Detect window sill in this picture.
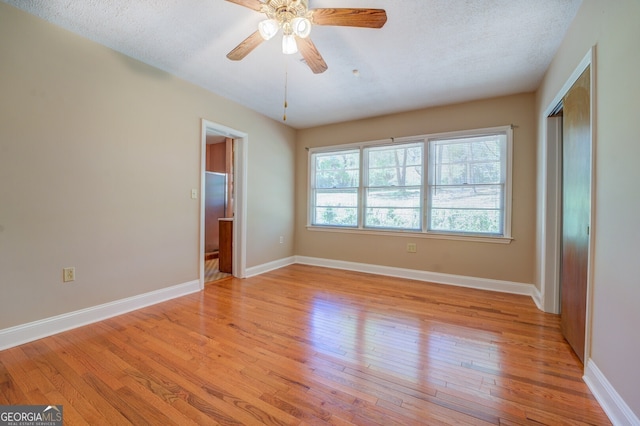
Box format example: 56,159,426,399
305,226,513,244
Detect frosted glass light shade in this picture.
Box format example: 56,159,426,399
258,19,279,40
282,34,298,54
291,17,311,38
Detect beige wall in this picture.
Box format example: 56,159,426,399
295,93,536,284
535,0,640,417
0,3,296,329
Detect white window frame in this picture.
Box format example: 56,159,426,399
307,126,513,243
309,148,361,228
426,128,512,238
363,141,424,231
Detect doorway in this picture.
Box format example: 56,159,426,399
204,136,232,282
541,49,595,364
199,120,247,289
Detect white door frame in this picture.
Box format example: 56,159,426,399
540,47,596,363
199,119,248,288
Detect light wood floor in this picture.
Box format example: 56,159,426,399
0,264,610,425
205,258,232,283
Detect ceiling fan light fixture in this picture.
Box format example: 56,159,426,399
282,34,298,54
226,0,387,75
291,17,311,38
258,19,279,40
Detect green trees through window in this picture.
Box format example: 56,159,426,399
428,135,506,234
364,143,423,229
309,126,512,238
312,150,359,227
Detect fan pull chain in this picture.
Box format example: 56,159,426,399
283,59,288,122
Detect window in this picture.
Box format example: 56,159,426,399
308,126,512,240
428,133,508,236
310,149,360,227
364,143,423,230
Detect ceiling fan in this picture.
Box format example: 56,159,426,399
225,0,387,74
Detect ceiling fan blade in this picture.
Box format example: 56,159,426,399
227,31,265,61
225,0,263,12
310,8,387,28
297,38,328,74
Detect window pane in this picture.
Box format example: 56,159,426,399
364,143,423,231
315,189,358,208
314,151,359,189
315,170,359,188
429,132,507,235
311,150,360,227
471,162,501,184
434,163,467,185
366,143,422,187
365,188,421,229
430,209,501,234
430,185,502,209
366,188,421,207
314,207,357,227
366,207,421,229
313,189,358,226
471,139,501,161
431,135,505,185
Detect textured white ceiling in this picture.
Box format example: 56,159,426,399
3,0,582,129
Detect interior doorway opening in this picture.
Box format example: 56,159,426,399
199,119,247,288
204,135,233,282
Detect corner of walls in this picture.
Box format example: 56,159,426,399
245,257,296,278
531,286,543,311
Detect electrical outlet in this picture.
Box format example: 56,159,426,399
63,267,75,282
407,243,417,253
279,236,284,244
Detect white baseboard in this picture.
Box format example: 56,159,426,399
245,256,295,277
294,256,536,297
0,280,200,351
531,286,544,311
584,360,640,426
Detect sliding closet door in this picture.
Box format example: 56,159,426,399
560,66,591,363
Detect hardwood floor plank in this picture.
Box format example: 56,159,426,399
42,388,93,426
0,265,610,425
103,321,299,425
99,329,259,425
21,341,133,424
0,357,31,404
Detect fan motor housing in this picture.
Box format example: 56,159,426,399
263,0,309,20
